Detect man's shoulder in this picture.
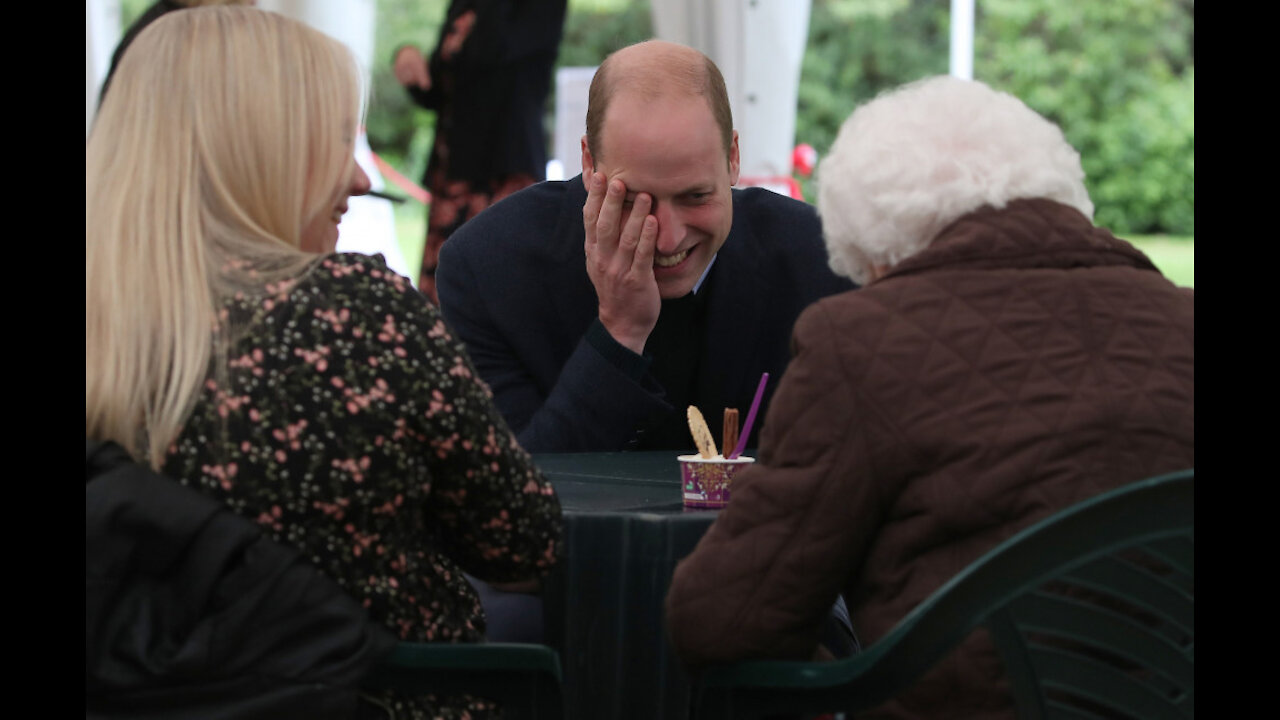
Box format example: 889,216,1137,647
730,187,824,247
732,186,820,220
448,178,581,248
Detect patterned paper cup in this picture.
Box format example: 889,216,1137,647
679,455,755,509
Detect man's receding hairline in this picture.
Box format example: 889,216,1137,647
588,41,731,165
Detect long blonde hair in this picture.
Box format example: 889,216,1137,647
86,6,365,468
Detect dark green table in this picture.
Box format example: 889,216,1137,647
533,451,726,720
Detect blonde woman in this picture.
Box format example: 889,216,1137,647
98,0,256,105
86,7,562,719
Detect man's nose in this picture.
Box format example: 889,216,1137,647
654,203,685,254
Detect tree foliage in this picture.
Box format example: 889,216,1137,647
117,0,1191,236
795,0,1193,235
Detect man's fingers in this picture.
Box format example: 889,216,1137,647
582,172,605,248
618,192,651,252
595,179,626,251
632,215,658,274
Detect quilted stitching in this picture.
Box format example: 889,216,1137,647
667,197,1193,720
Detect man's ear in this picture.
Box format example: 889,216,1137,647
581,135,594,190
728,130,741,186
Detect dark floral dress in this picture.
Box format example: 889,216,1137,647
163,252,562,719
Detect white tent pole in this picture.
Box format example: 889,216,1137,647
86,0,121,136
950,0,974,80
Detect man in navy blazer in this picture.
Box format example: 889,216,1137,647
437,39,856,454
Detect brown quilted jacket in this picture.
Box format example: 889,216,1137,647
665,198,1195,719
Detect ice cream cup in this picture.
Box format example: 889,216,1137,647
679,454,755,509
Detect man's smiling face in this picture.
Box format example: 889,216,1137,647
586,91,740,299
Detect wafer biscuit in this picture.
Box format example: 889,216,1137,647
686,406,718,459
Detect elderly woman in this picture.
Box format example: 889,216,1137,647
86,7,561,719
666,76,1194,719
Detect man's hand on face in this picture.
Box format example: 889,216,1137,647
583,172,660,354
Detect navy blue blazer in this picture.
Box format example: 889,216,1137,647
437,176,856,453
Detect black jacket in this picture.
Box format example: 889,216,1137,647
408,0,567,183
86,440,398,720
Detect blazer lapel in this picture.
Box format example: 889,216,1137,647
698,212,771,446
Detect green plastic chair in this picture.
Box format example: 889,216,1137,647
363,641,565,719
691,469,1194,720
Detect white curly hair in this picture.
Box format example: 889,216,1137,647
816,75,1094,284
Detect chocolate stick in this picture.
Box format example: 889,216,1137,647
723,408,739,459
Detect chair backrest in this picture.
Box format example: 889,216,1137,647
363,641,565,720
694,470,1194,719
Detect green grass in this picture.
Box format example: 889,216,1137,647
394,200,428,284
1121,235,1194,288
392,199,1193,290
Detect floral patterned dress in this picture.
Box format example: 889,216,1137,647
163,253,562,719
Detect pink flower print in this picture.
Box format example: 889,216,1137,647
426,389,453,418
249,408,260,421
211,386,251,418
523,479,541,494
229,348,265,377
265,278,297,300
332,456,372,483
271,419,307,450
342,380,392,413
373,493,405,515
293,346,330,372
427,319,449,339
314,308,350,334
256,505,283,532
329,261,359,278
436,488,467,505
349,529,379,557
485,510,512,531
483,425,500,455
431,432,461,459
377,315,406,344
202,463,237,491
448,356,472,378
314,498,349,520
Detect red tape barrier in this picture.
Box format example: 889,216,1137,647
371,151,432,205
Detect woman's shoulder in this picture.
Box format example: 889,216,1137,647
257,252,441,344
300,253,429,308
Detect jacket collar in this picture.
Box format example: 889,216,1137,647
884,198,1160,281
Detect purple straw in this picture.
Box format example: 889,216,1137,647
729,372,769,459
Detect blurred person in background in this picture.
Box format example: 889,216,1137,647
86,7,561,718
666,75,1194,719
392,0,568,302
